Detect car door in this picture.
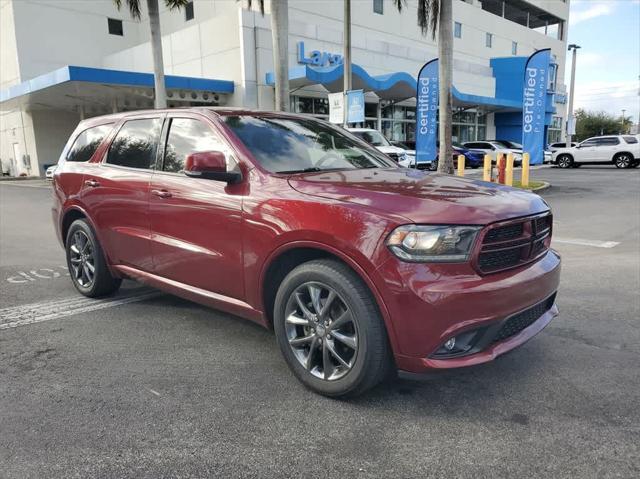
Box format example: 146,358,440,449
81,114,163,271
149,113,244,301
595,137,620,161
575,138,599,162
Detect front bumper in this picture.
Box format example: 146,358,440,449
375,249,561,373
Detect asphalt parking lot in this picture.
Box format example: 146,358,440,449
1,167,639,478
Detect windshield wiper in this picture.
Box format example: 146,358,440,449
276,167,323,174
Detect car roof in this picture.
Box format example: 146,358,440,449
346,128,376,132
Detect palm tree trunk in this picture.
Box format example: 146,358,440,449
147,0,167,109
437,0,454,174
270,0,289,111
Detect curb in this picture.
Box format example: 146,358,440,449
527,181,551,192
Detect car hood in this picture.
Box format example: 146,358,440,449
288,168,549,225
376,145,406,155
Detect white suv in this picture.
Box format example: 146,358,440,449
347,128,408,163
552,135,640,169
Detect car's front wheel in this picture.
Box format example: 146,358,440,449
428,160,438,171
614,153,633,169
66,219,122,297
557,154,573,168
274,259,391,397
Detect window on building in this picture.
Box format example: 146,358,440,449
512,41,518,55
66,124,113,162
373,0,383,15
163,118,223,173
185,1,194,21
454,22,462,38
106,118,162,170
107,18,123,36
486,32,493,48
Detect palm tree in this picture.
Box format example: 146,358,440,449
245,0,289,111
114,0,189,109
410,0,454,174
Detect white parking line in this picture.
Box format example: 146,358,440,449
553,238,620,248
0,289,162,330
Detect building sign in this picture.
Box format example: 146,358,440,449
297,42,343,67
415,59,439,165
522,48,551,165
346,90,365,123
328,92,344,124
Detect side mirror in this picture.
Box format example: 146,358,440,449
184,151,242,184
575,144,582,149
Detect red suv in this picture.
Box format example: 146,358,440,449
52,109,560,397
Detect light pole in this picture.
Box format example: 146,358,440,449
566,44,581,147
621,109,626,134
342,0,352,127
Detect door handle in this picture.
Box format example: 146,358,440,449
84,179,100,188
151,189,172,199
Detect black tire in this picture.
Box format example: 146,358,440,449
428,160,438,171
66,219,121,297
273,259,392,397
557,154,573,168
614,153,633,169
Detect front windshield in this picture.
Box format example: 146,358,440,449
222,115,395,173
352,130,391,147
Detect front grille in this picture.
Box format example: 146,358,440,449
476,213,552,274
492,294,556,343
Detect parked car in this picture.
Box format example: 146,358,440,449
548,141,577,152
53,109,560,397
396,142,484,170
45,165,57,180
552,135,640,168
347,128,408,163
463,140,523,166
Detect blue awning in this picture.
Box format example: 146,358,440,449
266,61,549,111
1,65,234,111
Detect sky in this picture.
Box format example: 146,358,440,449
566,0,640,123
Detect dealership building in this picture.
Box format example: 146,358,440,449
0,0,569,177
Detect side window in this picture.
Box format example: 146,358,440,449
66,124,113,162
106,118,162,170
623,136,638,144
581,139,597,147
596,138,619,146
163,118,225,173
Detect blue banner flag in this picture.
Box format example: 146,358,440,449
416,59,439,165
346,90,365,123
522,48,551,165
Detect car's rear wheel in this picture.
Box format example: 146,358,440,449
273,259,391,397
428,160,438,171
66,219,121,297
557,154,573,168
614,153,633,169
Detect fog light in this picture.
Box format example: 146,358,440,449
444,338,456,351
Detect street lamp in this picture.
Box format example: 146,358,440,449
621,109,626,134
566,44,581,147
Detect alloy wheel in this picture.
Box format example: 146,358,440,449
558,155,571,168
284,282,358,381
69,230,95,287
615,155,631,168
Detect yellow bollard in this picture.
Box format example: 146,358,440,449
505,153,514,186
457,155,465,176
521,153,530,187
483,154,492,182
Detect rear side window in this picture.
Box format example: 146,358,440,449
106,118,162,170
163,118,224,173
596,137,619,146
623,136,638,144
66,124,113,162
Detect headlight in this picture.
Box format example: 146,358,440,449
386,225,481,262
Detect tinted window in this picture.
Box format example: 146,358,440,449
67,124,112,162
596,137,619,146
223,115,394,173
623,136,638,144
163,118,224,173
107,118,162,170
108,18,123,36
580,139,598,147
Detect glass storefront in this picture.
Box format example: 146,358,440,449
547,115,562,144
291,96,488,143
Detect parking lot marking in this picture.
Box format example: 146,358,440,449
0,289,162,330
553,238,620,248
